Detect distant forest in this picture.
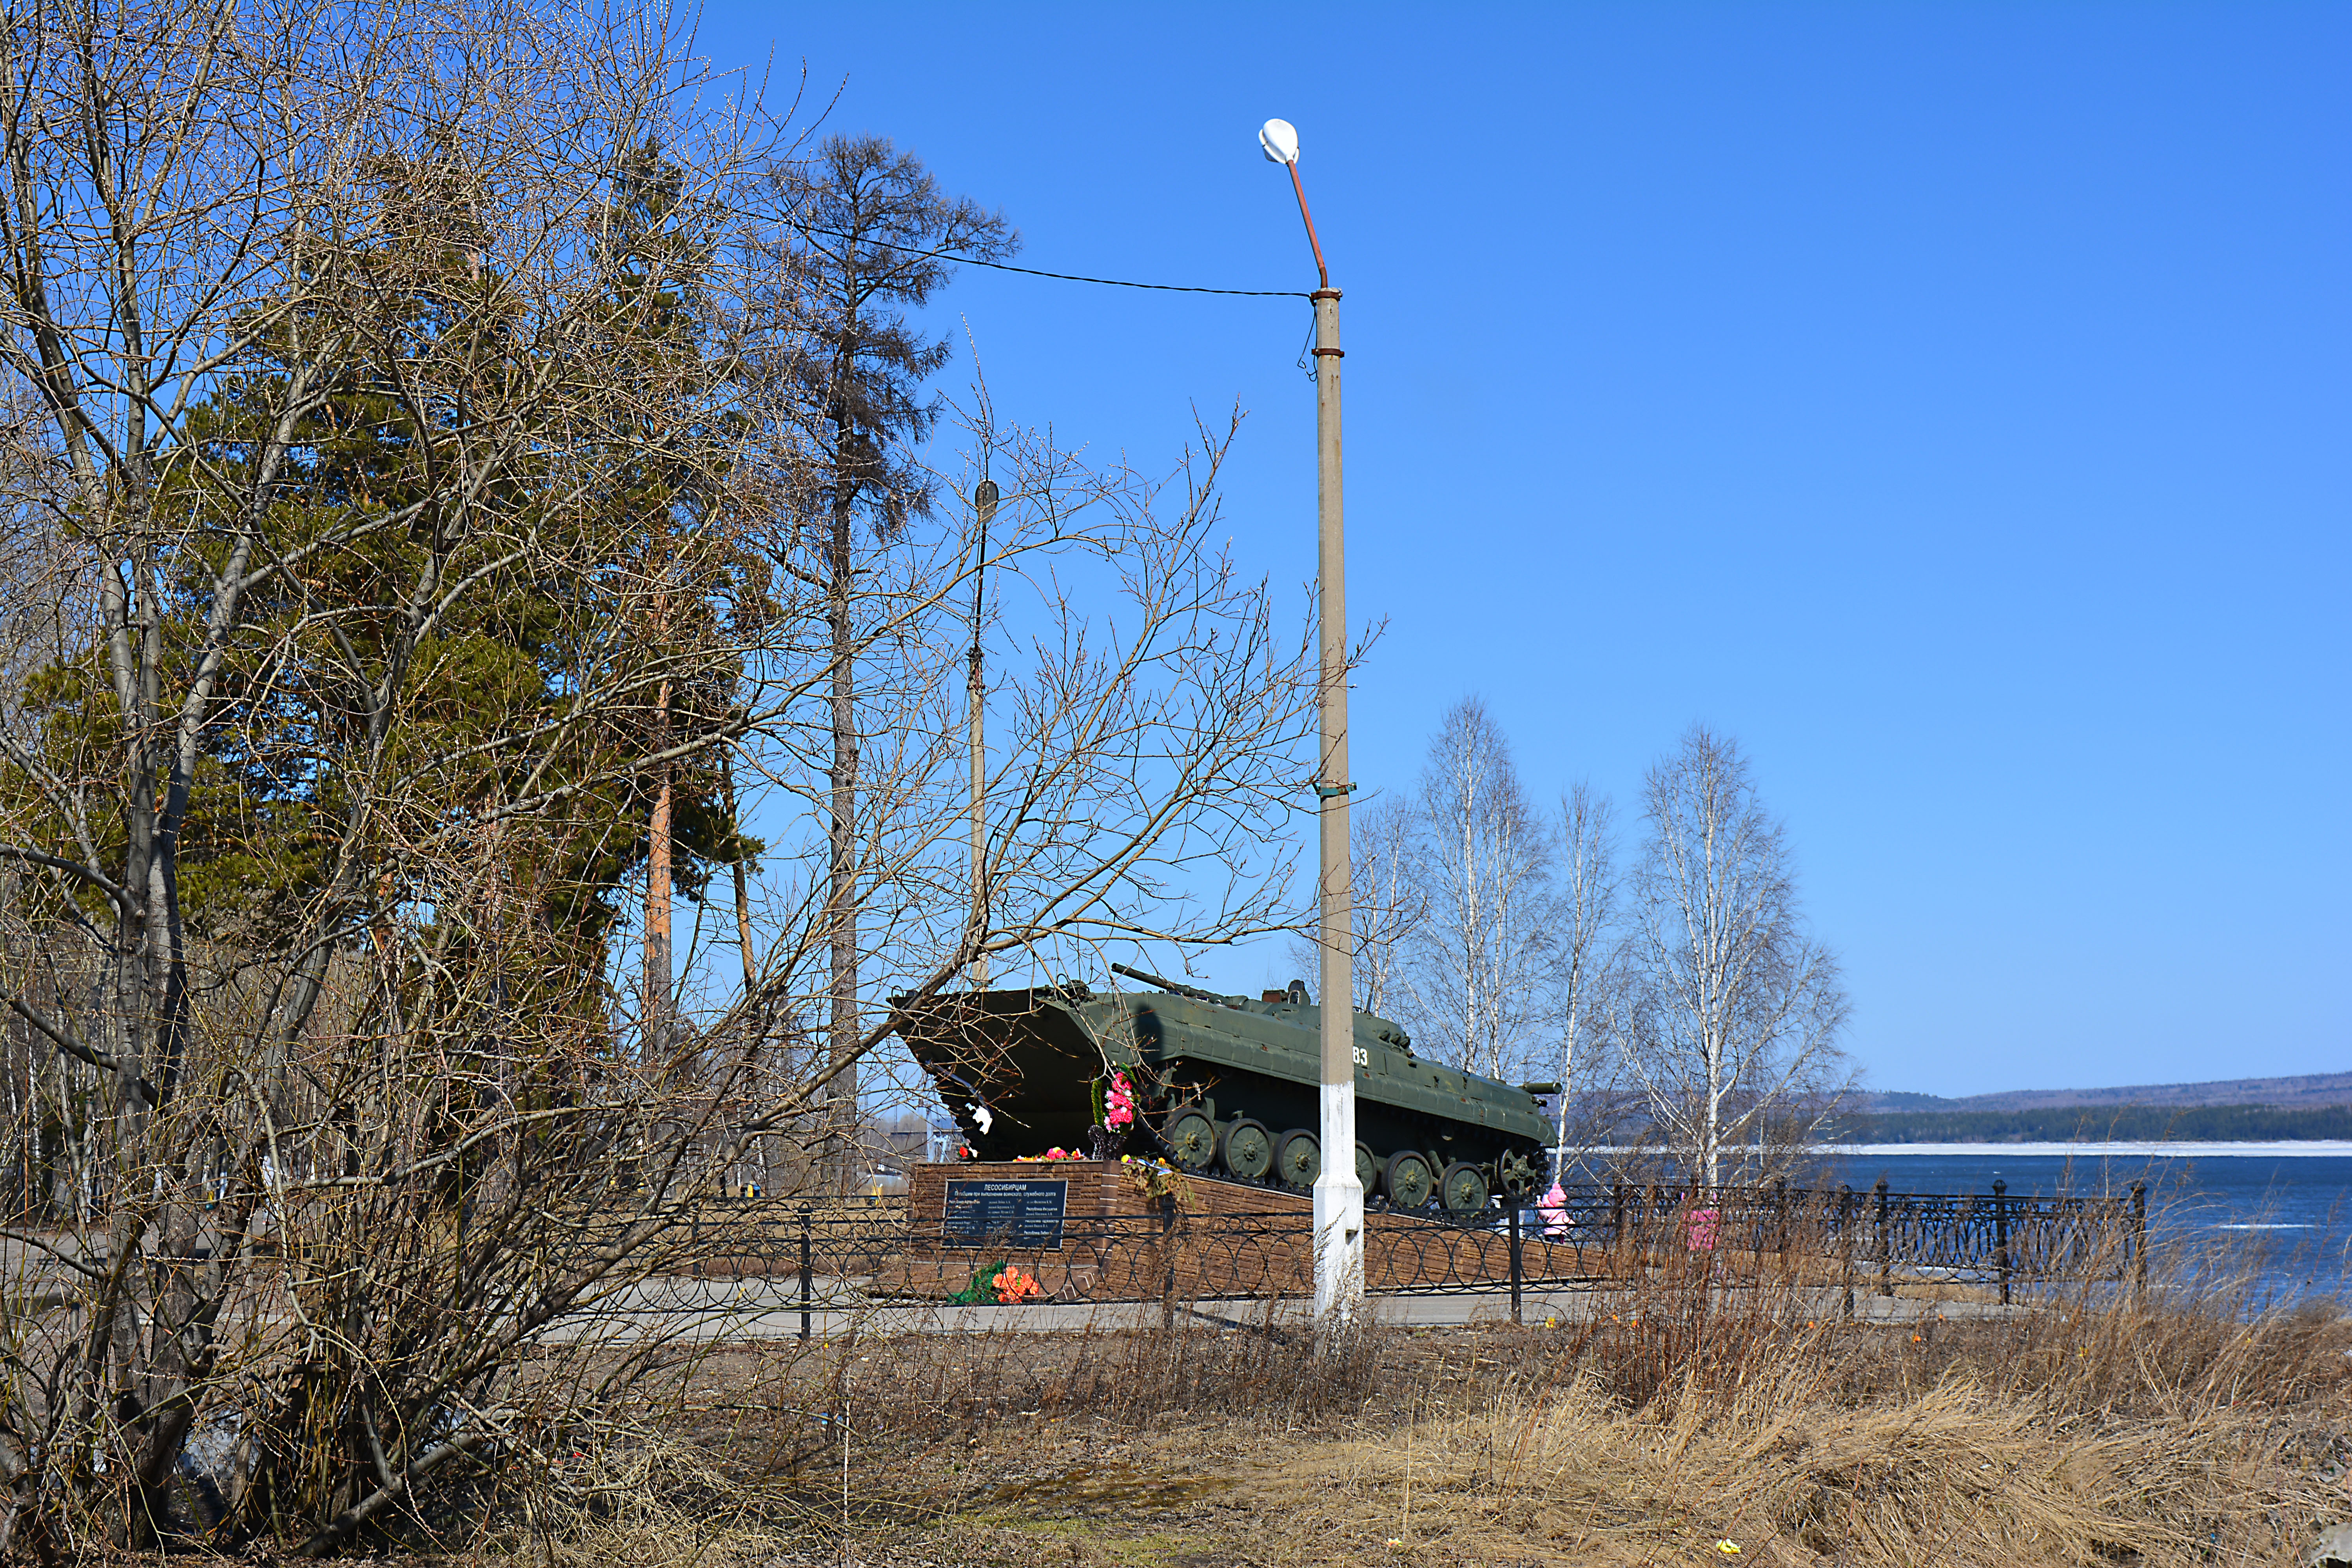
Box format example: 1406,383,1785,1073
1835,1102,2352,1143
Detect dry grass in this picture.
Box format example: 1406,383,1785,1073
395,1239,2352,1567
1255,1352,2316,1566
456,1308,2342,1565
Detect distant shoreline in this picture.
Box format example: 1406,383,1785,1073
1560,1140,2352,1161
1820,1140,2352,1158
1837,1102,2352,1143
1561,1140,2352,1163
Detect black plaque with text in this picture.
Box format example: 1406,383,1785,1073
942,1179,1069,1250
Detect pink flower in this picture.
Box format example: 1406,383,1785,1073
1104,1071,1136,1129
1686,1206,1721,1252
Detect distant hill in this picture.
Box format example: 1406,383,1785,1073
1860,1071,2352,1116
1835,1102,2352,1145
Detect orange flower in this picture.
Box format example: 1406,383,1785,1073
993,1266,1042,1305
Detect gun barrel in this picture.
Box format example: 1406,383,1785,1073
1108,962,1231,1005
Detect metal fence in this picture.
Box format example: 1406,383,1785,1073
626,1176,2149,1327
1563,1176,2150,1307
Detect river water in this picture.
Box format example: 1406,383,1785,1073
1798,1142,2352,1308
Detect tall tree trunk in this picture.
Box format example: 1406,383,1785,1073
644,687,671,1065
645,557,674,1065
721,757,757,997
826,403,858,1191
968,530,987,989
1705,1037,1723,1190
1553,1013,1575,1172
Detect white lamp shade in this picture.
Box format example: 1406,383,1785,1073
1259,118,1300,165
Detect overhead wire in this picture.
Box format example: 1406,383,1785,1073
783,221,1307,299
17,29,1312,303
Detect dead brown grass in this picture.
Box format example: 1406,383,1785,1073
1252,1353,2314,1566
426,1252,2352,1567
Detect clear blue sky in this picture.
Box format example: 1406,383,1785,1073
691,3,2348,1098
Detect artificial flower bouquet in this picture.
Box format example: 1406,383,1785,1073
950,1261,1043,1305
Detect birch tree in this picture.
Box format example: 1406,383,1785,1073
1396,697,1553,1080
1627,726,1849,1187
1548,781,1629,1169
1289,791,1421,1014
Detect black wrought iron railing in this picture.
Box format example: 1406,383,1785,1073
608,1177,2150,1325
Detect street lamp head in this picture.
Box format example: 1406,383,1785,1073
1259,118,1326,288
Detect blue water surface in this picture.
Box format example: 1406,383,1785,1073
1796,1147,2352,1307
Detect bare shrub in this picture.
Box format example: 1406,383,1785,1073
0,0,1314,1554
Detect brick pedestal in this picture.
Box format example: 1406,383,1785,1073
879,1160,1546,1303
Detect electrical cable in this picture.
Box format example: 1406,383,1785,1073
782,220,1308,299
15,32,1314,301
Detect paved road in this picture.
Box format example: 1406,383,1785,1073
2,1240,2025,1343
540,1279,2025,1342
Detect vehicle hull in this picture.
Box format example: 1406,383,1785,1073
890,981,1550,1208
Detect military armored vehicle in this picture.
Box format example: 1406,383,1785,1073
890,966,1553,1217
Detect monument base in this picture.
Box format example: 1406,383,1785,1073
876,1160,1541,1303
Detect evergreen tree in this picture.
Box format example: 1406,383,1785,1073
8,143,761,1037
764,134,1015,1168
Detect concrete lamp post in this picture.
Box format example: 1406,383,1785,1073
1261,117,1363,1328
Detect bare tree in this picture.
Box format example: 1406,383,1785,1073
0,2,794,1547
1547,782,1630,1172
1349,793,1424,1015
1287,791,1421,1014
1626,726,1850,1187
1395,697,1553,1081
0,5,1318,1554
739,408,1319,1118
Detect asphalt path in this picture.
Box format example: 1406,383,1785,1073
1,1231,2025,1345
539,1279,2025,1342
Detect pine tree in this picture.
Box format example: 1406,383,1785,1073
764,134,1014,1177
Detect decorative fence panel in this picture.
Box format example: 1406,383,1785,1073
627,1176,2149,1321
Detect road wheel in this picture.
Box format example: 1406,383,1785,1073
1497,1148,1541,1199
1219,1116,1274,1181
1274,1128,1320,1188
1162,1107,1217,1170
1383,1150,1435,1211
1356,1141,1378,1193
1440,1160,1491,1217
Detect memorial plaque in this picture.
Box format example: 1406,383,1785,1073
943,1178,1068,1250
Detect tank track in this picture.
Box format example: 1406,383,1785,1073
1149,1099,1536,1221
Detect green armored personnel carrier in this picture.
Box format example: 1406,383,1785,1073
890,965,1553,1216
